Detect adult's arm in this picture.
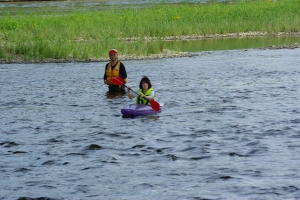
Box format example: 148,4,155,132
103,64,108,80
119,62,127,80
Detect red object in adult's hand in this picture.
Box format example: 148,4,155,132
111,76,160,112
111,76,124,85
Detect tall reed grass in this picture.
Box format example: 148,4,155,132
0,0,299,62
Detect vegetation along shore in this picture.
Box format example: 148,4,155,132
0,0,299,64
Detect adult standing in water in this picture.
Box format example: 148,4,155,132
103,49,128,92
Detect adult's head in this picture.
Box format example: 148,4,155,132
109,49,118,61
139,76,152,89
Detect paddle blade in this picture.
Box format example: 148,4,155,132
111,76,124,85
150,100,160,112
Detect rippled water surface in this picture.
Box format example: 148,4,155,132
1,48,300,200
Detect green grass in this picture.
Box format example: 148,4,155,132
0,0,299,62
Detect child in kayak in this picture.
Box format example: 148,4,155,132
127,76,154,105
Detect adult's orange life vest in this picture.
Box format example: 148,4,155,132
105,61,127,85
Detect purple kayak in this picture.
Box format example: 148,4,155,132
121,103,164,117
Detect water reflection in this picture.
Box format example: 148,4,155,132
105,91,126,99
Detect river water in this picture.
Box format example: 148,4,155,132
1,48,300,200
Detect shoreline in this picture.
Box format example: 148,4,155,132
125,31,300,41
1,32,299,64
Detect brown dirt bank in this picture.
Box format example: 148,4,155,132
0,50,195,64
1,32,299,64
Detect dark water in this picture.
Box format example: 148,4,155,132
1,48,300,200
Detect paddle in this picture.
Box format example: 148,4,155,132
111,76,160,112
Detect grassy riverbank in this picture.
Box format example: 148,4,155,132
1,0,300,63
